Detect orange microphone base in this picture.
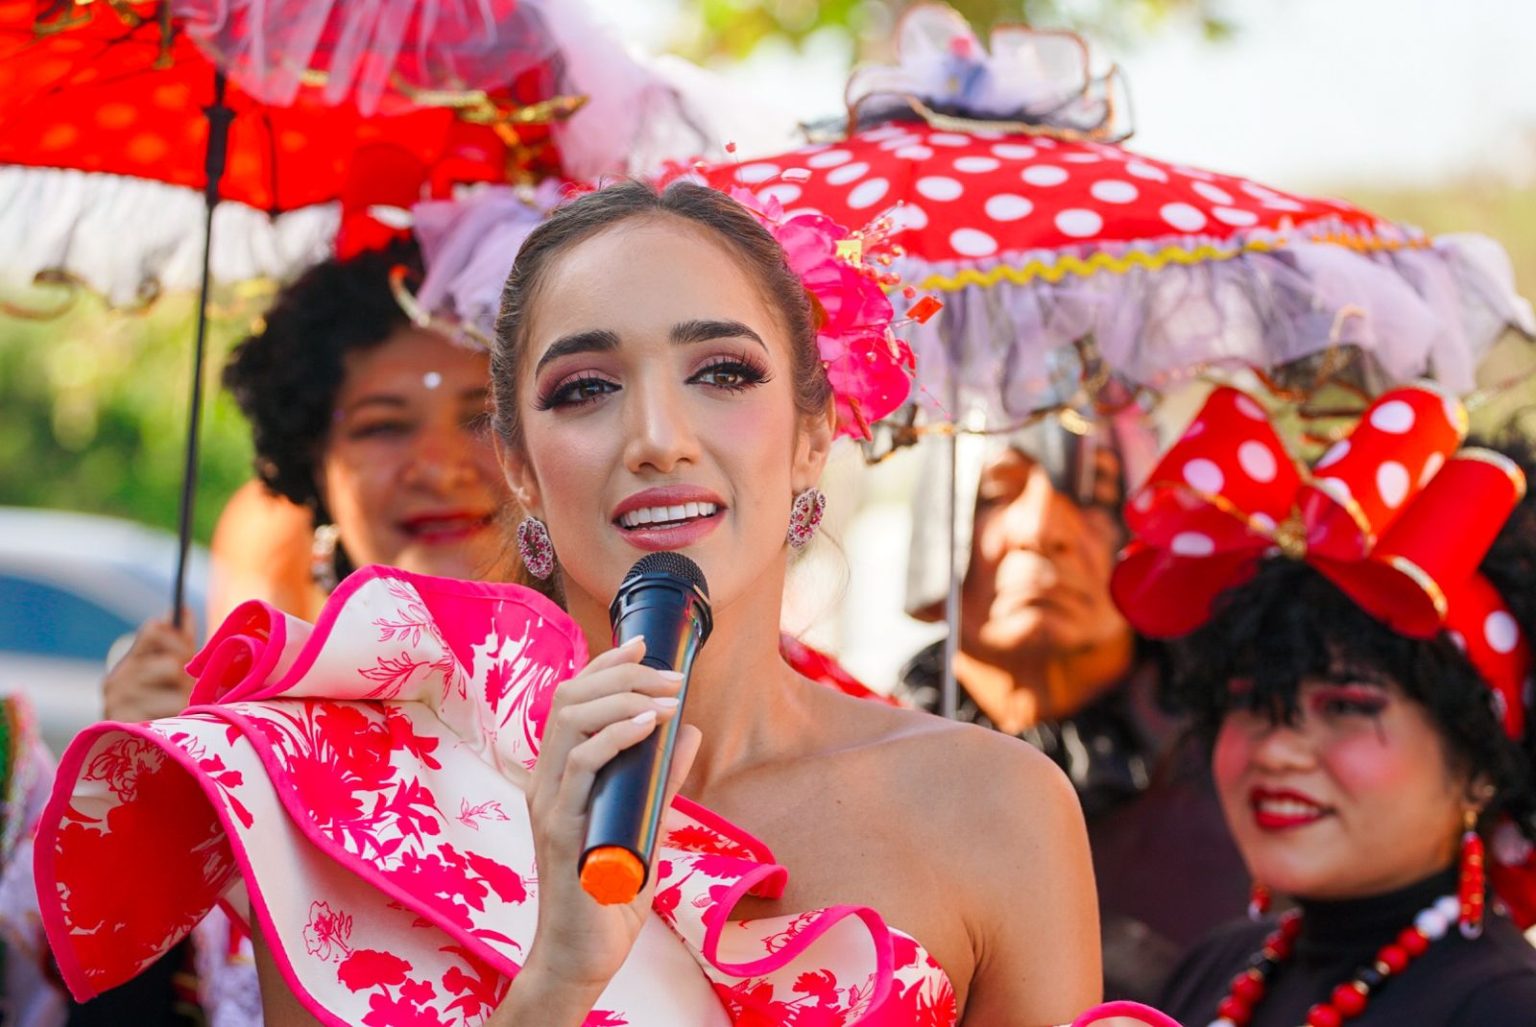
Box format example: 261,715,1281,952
580,846,645,905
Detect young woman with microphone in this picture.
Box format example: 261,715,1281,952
33,181,1102,1025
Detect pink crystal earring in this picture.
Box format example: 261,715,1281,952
786,488,826,551
517,516,555,579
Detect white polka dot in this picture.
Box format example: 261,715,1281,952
847,177,890,209
1174,164,1215,181
1161,203,1207,231
1132,490,1154,512
1261,197,1305,212
877,133,923,151
1061,152,1101,163
1235,394,1266,420
1184,420,1206,438
1315,439,1350,469
756,183,802,205
1420,451,1445,486
954,155,1001,173
825,161,870,186
1240,182,1281,201
1316,477,1353,505
895,145,934,160
781,167,811,182
735,163,780,184
984,194,1034,222
1251,512,1277,533
1022,165,1069,187
928,132,971,147
1487,611,1520,654
916,176,964,201
1033,137,1057,148
1171,532,1216,557
1213,207,1260,227
806,149,852,168
1193,181,1235,205
1239,441,1278,482
891,204,928,231
992,142,1037,160
1055,209,1104,238
1377,461,1410,508
1125,160,1169,182
1090,179,1139,204
1184,458,1225,493
1369,399,1416,434
1449,630,1467,652
950,228,998,257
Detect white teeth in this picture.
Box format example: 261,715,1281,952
619,502,720,529
1256,799,1322,817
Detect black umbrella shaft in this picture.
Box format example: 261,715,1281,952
171,71,233,629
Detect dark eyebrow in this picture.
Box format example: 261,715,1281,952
534,329,621,376
341,395,409,416
671,319,765,351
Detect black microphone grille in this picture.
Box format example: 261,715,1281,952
622,552,709,598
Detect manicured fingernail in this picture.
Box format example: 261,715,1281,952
630,709,657,726
653,697,680,709
619,636,644,651
656,670,684,682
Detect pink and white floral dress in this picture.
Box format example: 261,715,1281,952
34,567,957,1026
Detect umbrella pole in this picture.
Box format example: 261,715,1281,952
171,71,233,629
941,376,960,720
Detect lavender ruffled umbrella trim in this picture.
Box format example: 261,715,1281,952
899,223,1533,422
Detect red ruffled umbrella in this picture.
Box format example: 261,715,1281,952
0,0,576,617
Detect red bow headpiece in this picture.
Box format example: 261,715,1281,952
1111,384,1530,740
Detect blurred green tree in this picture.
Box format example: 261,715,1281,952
0,288,258,542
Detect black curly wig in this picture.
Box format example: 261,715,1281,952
1166,433,1536,845
222,241,423,519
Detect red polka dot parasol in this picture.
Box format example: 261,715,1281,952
692,6,1532,430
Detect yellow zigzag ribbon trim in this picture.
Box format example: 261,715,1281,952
916,233,1432,293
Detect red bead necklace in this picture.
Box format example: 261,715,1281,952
1207,894,1460,1027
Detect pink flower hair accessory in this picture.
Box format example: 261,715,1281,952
726,185,938,441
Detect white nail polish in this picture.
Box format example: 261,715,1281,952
653,697,680,709
630,709,657,726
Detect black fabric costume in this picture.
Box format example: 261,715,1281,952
897,644,1249,1001
1160,867,1536,1026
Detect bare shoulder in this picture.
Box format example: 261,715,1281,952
800,685,1081,845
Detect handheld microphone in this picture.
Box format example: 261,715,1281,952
579,552,712,905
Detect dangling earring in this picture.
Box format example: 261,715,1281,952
786,488,826,551
517,516,555,580
1247,881,1271,922
311,523,341,593
1459,808,1485,939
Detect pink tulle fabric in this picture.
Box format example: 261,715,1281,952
33,568,955,1026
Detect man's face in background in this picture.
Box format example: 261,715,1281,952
960,442,1132,668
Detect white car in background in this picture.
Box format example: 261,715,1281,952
0,507,208,753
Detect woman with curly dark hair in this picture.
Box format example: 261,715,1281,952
1109,383,1536,1027
222,241,509,596
104,243,512,723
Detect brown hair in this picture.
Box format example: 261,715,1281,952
491,179,831,449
